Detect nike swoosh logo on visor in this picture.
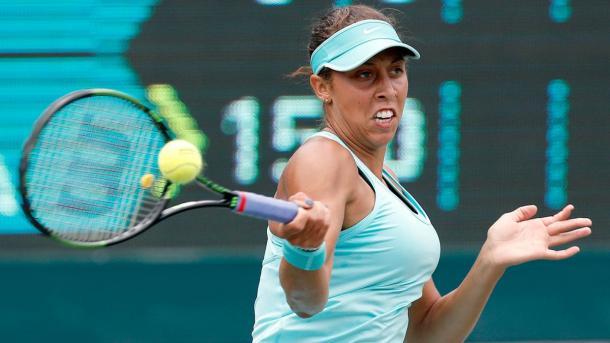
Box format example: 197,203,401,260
363,27,381,34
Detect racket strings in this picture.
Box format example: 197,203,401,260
30,127,165,188
45,112,162,133
39,113,150,148
30,142,161,180
31,118,167,169
26,95,167,243
29,194,162,239
27,184,163,210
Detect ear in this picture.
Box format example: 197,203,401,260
310,74,331,103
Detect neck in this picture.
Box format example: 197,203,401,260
323,127,387,180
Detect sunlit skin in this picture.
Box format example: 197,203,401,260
311,48,408,176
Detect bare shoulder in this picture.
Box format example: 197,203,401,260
292,136,355,171
277,136,358,201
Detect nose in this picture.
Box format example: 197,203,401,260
375,71,397,100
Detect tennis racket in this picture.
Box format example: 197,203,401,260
19,88,299,248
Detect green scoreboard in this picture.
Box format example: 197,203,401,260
1,0,608,250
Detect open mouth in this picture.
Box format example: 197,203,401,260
374,109,395,124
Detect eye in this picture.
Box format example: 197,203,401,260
356,70,373,79
390,65,405,76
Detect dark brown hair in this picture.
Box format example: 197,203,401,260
290,5,399,80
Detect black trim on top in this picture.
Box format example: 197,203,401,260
383,175,419,215
357,168,374,192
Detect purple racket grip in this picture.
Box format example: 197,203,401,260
233,192,298,223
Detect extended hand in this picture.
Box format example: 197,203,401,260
482,204,592,269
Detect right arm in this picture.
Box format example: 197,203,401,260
269,138,357,317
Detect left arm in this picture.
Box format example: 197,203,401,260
406,204,592,343
406,256,503,343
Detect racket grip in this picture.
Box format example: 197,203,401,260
234,192,299,223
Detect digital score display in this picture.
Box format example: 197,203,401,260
0,0,608,250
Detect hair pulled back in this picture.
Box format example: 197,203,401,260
291,5,399,79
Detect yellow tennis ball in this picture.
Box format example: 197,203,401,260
158,139,203,184
140,173,155,188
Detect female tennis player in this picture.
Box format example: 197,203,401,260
252,5,592,342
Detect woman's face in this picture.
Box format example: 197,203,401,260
326,48,408,150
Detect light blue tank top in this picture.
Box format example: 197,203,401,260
252,131,440,343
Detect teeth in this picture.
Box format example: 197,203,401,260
375,110,393,119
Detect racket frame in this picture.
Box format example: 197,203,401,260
19,88,297,248
19,89,177,247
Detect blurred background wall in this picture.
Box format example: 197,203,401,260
0,0,608,342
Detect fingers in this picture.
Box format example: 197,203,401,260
541,204,574,226
288,192,314,209
288,204,330,249
273,192,330,249
274,207,309,237
544,246,581,261
545,210,591,257
547,217,592,235
506,205,538,222
549,227,592,247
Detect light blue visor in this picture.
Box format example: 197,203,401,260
310,19,420,75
